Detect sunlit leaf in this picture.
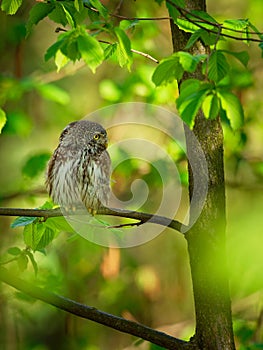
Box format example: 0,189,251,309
223,19,249,30
26,2,55,35
77,32,104,72
104,43,117,60
54,50,70,72
218,90,244,130
74,0,83,12
1,0,22,15
114,27,133,70
202,93,220,119
178,51,206,72
0,108,7,134
61,3,76,28
90,0,108,18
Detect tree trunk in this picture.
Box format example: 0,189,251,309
169,1,236,349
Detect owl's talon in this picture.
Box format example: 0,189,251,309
87,208,97,216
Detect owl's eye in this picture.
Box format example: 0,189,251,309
93,133,100,140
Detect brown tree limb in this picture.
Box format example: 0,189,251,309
0,207,185,233
0,267,194,350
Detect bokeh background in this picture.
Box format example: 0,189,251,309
0,0,263,349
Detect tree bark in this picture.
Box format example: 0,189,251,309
169,1,236,349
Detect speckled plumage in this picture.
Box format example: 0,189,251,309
46,120,111,211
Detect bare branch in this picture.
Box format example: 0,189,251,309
0,268,194,350
130,48,159,63
0,207,185,233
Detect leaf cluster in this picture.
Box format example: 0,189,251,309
152,48,248,129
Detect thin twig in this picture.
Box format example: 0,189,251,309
0,207,184,233
0,268,194,350
130,48,159,63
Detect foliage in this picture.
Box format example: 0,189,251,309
1,0,263,349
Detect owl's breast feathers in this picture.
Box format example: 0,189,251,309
46,146,111,210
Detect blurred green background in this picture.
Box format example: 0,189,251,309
0,0,263,349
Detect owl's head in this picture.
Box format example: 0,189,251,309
59,120,108,154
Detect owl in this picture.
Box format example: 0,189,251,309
46,120,111,213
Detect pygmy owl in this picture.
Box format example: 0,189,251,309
46,120,111,212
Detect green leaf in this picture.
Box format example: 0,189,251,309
35,227,56,251
77,32,104,72
185,29,203,49
54,50,70,71
259,42,263,58
39,201,55,210
90,0,108,18
1,0,22,15
45,39,64,62
152,55,183,86
223,19,249,30
104,43,117,60
45,29,81,65
177,52,206,73
191,10,218,25
114,27,133,70
0,108,7,134
22,152,51,179
119,19,139,31
26,3,55,35
11,216,37,228
44,217,74,233
176,79,211,127
61,3,76,28
48,2,68,26
220,50,249,67
166,0,182,22
36,83,70,104
23,223,45,250
208,51,229,83
218,90,244,130
7,247,22,256
176,10,218,33
17,254,28,272
202,93,220,119
175,17,199,33
74,0,83,12
26,250,38,276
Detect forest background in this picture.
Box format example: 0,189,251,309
0,0,263,349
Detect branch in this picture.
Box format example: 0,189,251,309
166,0,263,43
0,268,193,350
0,207,185,233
